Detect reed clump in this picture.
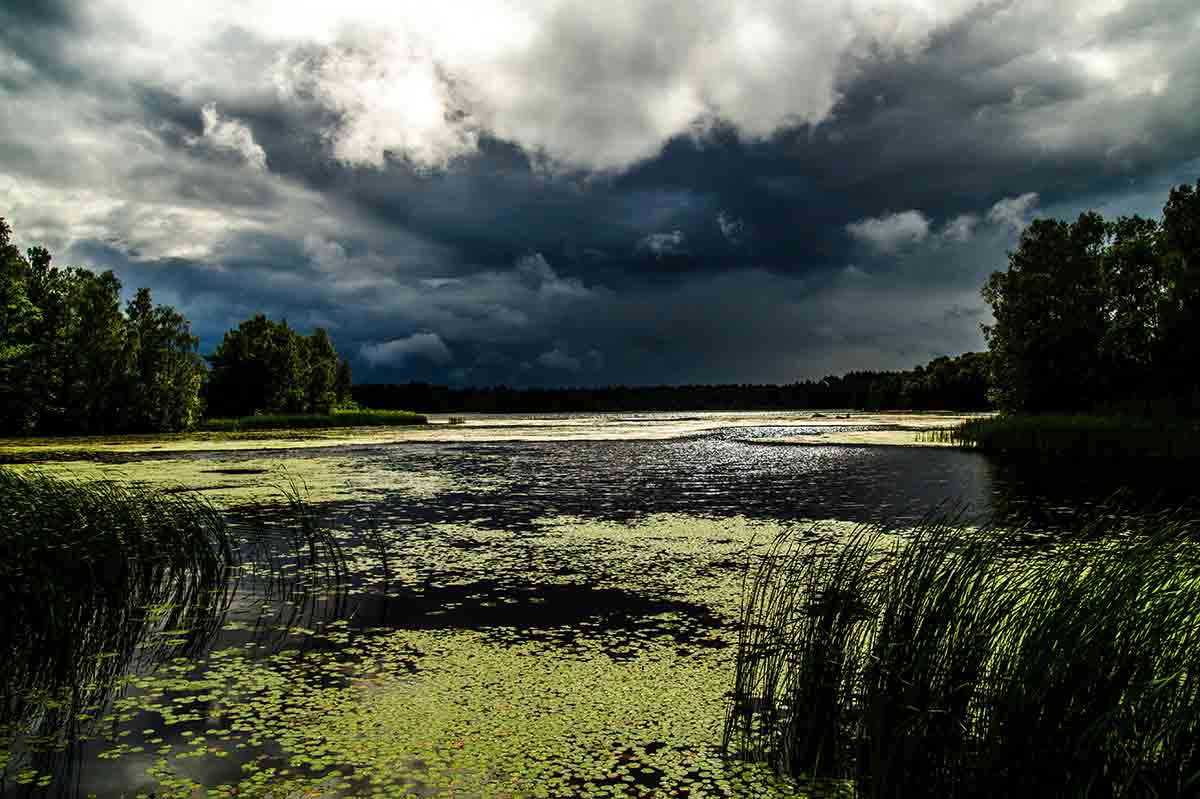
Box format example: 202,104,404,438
0,469,237,749
724,511,1200,798
927,414,1200,458
199,408,426,432
0,468,351,769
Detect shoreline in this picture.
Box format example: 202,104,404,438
0,410,988,461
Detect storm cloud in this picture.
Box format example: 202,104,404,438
2,0,1198,386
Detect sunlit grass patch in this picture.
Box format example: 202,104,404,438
200,408,427,432
10,454,500,507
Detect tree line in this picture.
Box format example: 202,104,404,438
982,179,1200,414
1,218,353,435
353,351,992,413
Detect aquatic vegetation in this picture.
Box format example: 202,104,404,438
13,426,1196,797
927,413,1200,458
199,408,426,432
726,511,1200,797
0,468,237,784
0,468,360,792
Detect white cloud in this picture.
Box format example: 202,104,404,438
360,332,453,366
637,230,688,258
939,214,979,242
986,192,1039,232
303,234,348,271
88,0,991,173
537,345,581,371
197,103,268,170
275,39,478,170
846,210,930,253
516,253,592,301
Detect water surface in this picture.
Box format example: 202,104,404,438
4,413,1194,797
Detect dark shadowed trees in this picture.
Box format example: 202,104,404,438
1159,181,1200,408
0,218,206,434
983,179,1200,414
204,315,353,418
982,213,1107,412
125,288,206,431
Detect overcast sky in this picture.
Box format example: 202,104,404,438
2,1,1198,386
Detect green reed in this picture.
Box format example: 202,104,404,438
925,414,1200,458
724,510,1200,798
0,469,237,759
0,467,353,786
199,408,426,432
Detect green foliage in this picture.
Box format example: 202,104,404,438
204,316,353,418
983,179,1200,413
725,511,1200,797
0,468,236,749
198,408,426,432
934,413,1200,458
0,218,206,434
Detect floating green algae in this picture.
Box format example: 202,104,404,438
54,620,836,798
3,485,865,797
6,457,511,508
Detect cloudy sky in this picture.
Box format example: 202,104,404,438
2,0,1198,386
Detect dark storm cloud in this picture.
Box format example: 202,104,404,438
3,0,1199,386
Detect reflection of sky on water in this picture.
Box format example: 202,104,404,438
273,427,1190,534
266,428,1001,533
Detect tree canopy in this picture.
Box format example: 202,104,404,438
0,218,205,434
203,315,353,418
354,351,992,413
982,179,1200,414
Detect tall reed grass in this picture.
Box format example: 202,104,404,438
927,414,1200,458
0,467,352,779
724,511,1200,798
0,469,238,760
199,408,426,432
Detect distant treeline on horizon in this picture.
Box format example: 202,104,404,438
353,351,993,414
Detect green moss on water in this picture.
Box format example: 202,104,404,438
4,508,867,796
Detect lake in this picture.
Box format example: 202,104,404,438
3,412,1196,797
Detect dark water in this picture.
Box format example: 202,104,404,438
207,425,1199,531
7,426,1199,796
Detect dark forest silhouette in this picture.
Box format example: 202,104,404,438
353,350,991,414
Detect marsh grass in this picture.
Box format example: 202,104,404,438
724,510,1200,798
924,414,1200,458
0,469,238,770
0,468,354,789
199,408,426,432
